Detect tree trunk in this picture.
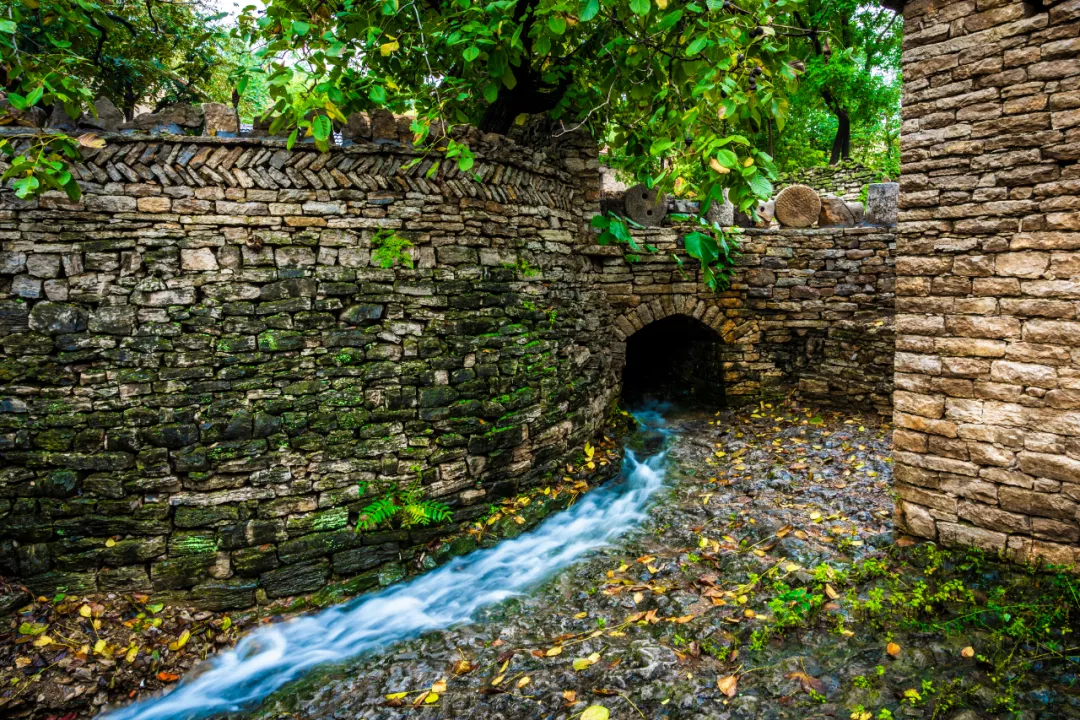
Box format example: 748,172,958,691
829,109,850,164
477,77,569,135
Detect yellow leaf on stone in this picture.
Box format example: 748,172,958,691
105,538,116,547
581,706,610,720
516,676,531,688
170,629,190,651
825,584,839,600
79,605,92,618
717,674,738,697
574,612,588,619
491,675,504,686
431,678,447,693
33,635,52,648
93,639,106,654
546,646,563,657
573,652,601,671
887,642,902,657
425,692,439,704
961,646,975,658
386,692,407,700
126,645,139,663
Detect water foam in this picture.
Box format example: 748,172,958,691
102,411,671,720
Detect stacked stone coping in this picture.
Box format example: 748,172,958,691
595,224,896,414
776,161,889,202
896,0,1080,566
0,130,614,607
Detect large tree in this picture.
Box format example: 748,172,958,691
789,0,901,165
239,0,821,285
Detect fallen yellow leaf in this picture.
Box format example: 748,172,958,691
717,674,738,697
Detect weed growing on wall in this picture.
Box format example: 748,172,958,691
370,229,415,269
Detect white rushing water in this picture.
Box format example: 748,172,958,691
102,409,671,720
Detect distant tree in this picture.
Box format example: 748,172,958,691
790,0,901,165
0,0,251,199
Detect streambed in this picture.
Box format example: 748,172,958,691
97,403,1080,720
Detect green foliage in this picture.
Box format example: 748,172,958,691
746,0,901,172
370,228,415,269
0,0,257,199
356,481,452,531
240,0,820,282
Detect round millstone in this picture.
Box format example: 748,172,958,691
774,184,822,228
623,184,668,227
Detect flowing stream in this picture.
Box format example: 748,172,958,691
103,409,674,720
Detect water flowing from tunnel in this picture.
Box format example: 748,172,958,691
101,408,674,720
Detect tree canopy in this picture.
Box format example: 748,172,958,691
0,0,901,285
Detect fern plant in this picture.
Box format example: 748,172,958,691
356,481,451,531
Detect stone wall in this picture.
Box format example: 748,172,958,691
0,126,897,605
600,225,896,415
777,161,891,202
0,131,618,606
895,0,1080,565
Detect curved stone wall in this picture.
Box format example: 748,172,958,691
0,131,616,605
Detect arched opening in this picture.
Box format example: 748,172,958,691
622,314,726,408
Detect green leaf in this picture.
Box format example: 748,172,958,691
12,175,39,198
292,20,310,36
580,0,600,21
483,82,498,103
286,128,298,150
747,172,773,198
686,35,709,56
629,0,650,15
715,148,738,168
6,92,26,110
590,214,610,229
684,231,719,265
0,20,15,34
649,138,675,156
463,45,480,62
311,115,332,142
548,15,566,35
18,622,48,636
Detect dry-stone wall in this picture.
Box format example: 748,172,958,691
593,225,896,415
896,0,1080,565
0,130,618,606
777,162,890,202
0,123,896,605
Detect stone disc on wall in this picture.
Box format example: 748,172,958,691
624,184,668,227
774,184,821,228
